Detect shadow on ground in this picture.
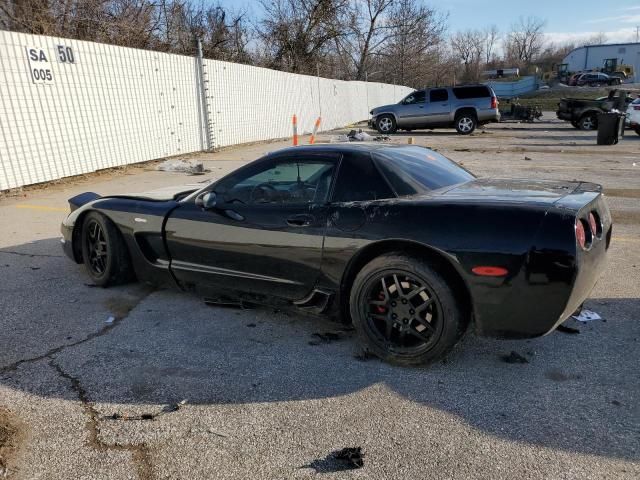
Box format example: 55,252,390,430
1,238,639,462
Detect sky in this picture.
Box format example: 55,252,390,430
217,0,640,45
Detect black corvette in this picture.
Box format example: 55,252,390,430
61,144,611,365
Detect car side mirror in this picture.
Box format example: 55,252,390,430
196,191,218,210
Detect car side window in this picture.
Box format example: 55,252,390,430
403,90,426,105
429,89,448,102
332,153,394,202
217,158,336,206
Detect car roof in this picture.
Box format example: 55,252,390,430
266,142,430,156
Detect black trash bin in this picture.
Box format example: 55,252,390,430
597,112,624,145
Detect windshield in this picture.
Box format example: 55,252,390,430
373,146,474,196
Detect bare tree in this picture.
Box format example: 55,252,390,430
504,16,546,65
378,0,446,87
451,29,484,82
583,32,607,46
257,0,349,75
483,25,499,64
333,0,395,80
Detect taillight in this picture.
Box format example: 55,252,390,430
633,105,640,110
491,96,497,109
576,218,586,250
589,211,602,238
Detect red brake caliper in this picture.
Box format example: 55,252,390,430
376,291,386,313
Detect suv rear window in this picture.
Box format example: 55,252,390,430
452,86,491,99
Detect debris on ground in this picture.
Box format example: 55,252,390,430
0,408,23,479
302,447,365,473
308,332,342,346
334,447,364,469
204,297,252,309
572,309,602,322
454,148,470,152
330,129,390,143
108,400,187,421
524,156,533,161
353,350,376,362
557,324,580,334
105,315,115,324
501,351,529,364
156,159,209,175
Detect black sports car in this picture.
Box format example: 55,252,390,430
61,144,612,365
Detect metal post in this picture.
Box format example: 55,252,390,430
196,37,213,151
365,71,369,117
316,64,322,118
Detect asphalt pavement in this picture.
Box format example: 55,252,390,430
0,115,639,479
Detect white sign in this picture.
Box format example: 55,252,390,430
56,44,76,64
26,46,53,84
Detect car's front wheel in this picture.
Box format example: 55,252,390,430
349,253,466,366
455,113,477,134
376,114,397,134
81,211,133,287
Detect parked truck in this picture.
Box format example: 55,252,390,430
556,91,633,130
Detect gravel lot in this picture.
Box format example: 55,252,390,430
1,114,639,479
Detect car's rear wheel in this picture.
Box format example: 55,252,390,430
578,113,598,130
349,253,466,366
455,113,477,135
81,211,133,287
376,114,397,134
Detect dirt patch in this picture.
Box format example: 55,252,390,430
611,209,640,225
0,408,25,478
605,188,640,199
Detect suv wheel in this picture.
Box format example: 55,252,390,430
376,115,397,134
455,113,476,135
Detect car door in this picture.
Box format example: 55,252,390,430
164,152,339,301
423,88,451,124
397,90,426,127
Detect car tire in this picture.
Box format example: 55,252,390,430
635,126,640,136
81,211,133,287
455,112,477,135
376,115,397,134
578,113,598,130
570,120,580,129
349,253,466,366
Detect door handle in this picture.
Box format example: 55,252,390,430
224,209,244,221
287,214,313,227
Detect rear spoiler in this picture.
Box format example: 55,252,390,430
68,192,101,212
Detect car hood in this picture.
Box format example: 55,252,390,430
107,183,208,201
371,103,398,114
437,178,598,205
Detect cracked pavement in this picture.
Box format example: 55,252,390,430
1,118,639,479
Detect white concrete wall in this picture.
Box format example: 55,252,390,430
0,30,412,191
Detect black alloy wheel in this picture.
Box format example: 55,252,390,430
362,271,443,354
350,253,466,365
85,218,108,276
80,211,133,286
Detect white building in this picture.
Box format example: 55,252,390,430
562,42,640,82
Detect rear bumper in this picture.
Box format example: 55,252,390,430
557,111,572,121
473,193,611,338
